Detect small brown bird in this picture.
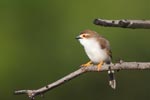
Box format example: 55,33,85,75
76,29,116,89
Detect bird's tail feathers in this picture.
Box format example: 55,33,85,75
108,67,116,89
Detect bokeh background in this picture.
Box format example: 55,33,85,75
1,0,150,100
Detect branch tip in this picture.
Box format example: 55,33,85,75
93,18,150,29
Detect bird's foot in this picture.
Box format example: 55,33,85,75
81,61,92,67
97,61,104,71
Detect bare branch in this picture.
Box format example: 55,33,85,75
14,61,150,99
93,19,150,29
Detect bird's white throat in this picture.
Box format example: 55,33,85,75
79,38,109,63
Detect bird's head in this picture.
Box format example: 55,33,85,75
76,29,100,47
76,29,98,40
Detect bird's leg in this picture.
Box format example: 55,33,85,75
81,61,92,67
97,61,104,71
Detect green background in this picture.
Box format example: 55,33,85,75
1,0,150,100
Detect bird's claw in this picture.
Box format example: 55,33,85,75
97,61,104,71
81,61,92,67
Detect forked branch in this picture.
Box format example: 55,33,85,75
14,61,150,99
94,19,150,29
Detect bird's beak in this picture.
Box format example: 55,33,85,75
75,35,82,39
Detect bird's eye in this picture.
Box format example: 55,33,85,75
82,34,86,37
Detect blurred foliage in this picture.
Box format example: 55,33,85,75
0,0,150,100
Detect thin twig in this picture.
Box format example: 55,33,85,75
14,61,150,99
93,19,150,29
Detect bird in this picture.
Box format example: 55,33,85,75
76,29,116,89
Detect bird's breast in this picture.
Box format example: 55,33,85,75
84,45,108,63
79,39,108,63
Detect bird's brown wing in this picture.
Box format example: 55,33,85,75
97,36,112,59
106,48,112,59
